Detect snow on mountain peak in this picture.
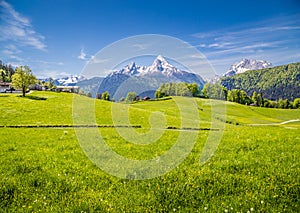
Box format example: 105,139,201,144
147,55,177,74
108,55,180,76
224,59,272,76
154,55,169,64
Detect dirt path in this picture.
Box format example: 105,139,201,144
248,119,300,126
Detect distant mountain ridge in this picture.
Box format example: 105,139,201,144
224,59,272,77
39,75,85,86
98,55,205,100
220,62,300,101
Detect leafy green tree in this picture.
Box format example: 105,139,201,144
187,83,199,97
257,93,263,107
12,66,37,97
126,92,137,102
202,83,227,100
0,61,15,82
48,77,55,89
252,91,258,106
278,99,291,109
176,82,191,96
293,98,300,109
0,69,7,82
227,89,252,105
102,91,110,101
155,90,163,98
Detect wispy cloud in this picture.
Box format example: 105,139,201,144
192,14,300,74
0,0,47,51
132,43,148,50
77,48,87,60
89,56,110,64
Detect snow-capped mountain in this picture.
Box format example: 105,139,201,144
108,62,146,77
99,55,205,100
224,59,272,77
56,75,85,86
108,55,205,81
39,75,86,86
142,55,180,75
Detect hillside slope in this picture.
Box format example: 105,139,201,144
1,92,299,126
220,62,300,100
0,92,299,212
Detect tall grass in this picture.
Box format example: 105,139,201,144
0,92,299,212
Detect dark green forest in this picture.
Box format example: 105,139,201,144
219,62,300,101
0,60,15,82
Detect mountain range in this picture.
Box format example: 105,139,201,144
98,55,205,100
51,58,272,87
46,57,299,101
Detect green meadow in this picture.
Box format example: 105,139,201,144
0,91,299,212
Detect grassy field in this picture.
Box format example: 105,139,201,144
0,91,299,212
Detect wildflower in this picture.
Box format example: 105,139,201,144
251,208,254,211
204,207,208,210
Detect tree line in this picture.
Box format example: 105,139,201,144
94,91,141,103
154,82,300,109
155,82,202,98
203,83,300,109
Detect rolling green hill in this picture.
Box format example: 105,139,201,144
0,92,299,212
220,62,300,101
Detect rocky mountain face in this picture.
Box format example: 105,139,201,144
98,55,205,100
224,59,272,77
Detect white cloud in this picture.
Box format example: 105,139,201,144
78,48,87,60
0,0,46,50
89,56,110,64
206,41,283,57
191,15,300,74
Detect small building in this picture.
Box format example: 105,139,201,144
0,82,11,93
29,84,46,91
143,96,151,101
56,86,79,93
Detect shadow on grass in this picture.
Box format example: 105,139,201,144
0,95,9,97
18,95,47,100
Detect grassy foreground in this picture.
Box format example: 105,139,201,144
0,91,299,212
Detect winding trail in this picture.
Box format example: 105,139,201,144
248,119,300,126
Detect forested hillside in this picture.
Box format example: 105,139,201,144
220,62,300,100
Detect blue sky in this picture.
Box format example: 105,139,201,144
0,0,300,78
